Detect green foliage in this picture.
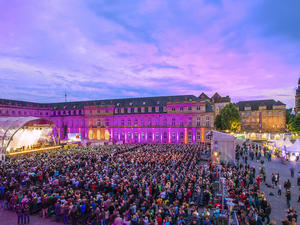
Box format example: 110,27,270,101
289,113,300,133
214,103,241,132
286,109,295,124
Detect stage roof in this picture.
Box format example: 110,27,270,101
0,117,49,154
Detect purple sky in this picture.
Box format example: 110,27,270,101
0,0,299,108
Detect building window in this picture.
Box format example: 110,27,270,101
134,119,138,126
156,119,159,126
90,110,92,115
188,106,192,111
134,107,138,113
180,107,183,111
148,119,152,126
128,132,131,138
149,132,152,140
155,106,159,112
206,117,210,127
172,132,176,139
163,132,167,139
196,106,201,111
172,107,175,111
115,108,118,114
148,107,152,113
180,132,184,140
188,131,192,140
141,107,145,113
180,121,184,127
197,132,201,140
97,119,101,127
128,119,131,126
172,118,176,126
97,109,100,114
163,118,167,126
121,108,124,113
121,120,124,126
197,117,201,127
188,117,192,126
105,119,109,126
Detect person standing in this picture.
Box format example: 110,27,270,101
286,189,291,208
264,203,271,224
290,167,295,178
278,184,282,196
16,203,23,225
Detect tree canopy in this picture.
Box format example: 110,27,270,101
214,103,241,132
289,113,300,133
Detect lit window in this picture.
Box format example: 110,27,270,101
172,107,175,111
197,106,201,110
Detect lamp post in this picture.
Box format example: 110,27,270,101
227,202,234,225
219,177,226,211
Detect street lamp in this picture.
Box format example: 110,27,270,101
227,202,235,225
219,177,226,211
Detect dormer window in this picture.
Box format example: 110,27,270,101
143,102,146,105
129,102,133,106
157,101,160,104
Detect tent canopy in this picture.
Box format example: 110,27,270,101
285,139,300,153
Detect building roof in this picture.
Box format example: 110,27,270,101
236,99,285,111
0,95,206,110
211,92,231,103
199,92,210,100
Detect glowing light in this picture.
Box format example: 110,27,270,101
290,155,296,162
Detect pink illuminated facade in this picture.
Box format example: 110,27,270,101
0,95,215,144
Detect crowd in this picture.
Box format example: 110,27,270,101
0,142,294,224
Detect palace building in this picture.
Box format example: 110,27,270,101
0,95,215,144
236,99,286,132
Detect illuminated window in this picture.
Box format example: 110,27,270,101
128,119,131,126
134,119,138,126
172,107,175,111
141,107,145,113
180,107,183,111
121,120,124,126
188,106,192,110
148,107,152,112
196,106,201,110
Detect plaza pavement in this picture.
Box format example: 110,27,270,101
249,158,300,223
0,209,62,225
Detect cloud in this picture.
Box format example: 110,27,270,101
0,0,299,108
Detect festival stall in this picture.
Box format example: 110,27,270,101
284,139,300,161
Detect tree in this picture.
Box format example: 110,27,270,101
286,109,295,125
214,103,241,132
289,113,300,133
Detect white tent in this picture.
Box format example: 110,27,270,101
285,139,300,153
207,130,236,162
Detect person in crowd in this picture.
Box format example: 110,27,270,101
0,143,277,225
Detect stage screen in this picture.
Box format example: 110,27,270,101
68,133,81,142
